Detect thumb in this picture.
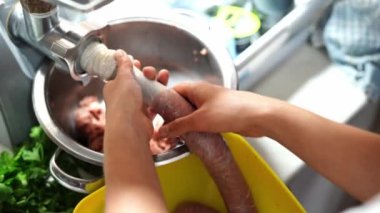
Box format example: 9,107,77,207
158,110,203,138
114,49,134,80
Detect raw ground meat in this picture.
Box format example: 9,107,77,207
75,96,105,152
74,96,176,154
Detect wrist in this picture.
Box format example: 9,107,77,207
107,109,151,135
257,99,308,141
244,94,290,138
106,104,142,121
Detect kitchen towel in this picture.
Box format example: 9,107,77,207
324,0,380,102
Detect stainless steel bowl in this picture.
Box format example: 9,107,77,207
33,17,237,167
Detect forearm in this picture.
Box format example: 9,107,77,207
259,101,380,201
104,113,166,213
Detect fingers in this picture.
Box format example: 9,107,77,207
156,69,169,86
172,82,203,106
114,50,133,80
158,109,203,138
133,59,141,69
143,67,170,86
114,51,170,86
172,82,195,97
173,82,222,107
158,117,190,138
142,66,157,80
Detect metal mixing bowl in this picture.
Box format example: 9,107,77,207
33,17,237,166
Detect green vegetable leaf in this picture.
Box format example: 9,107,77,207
27,167,47,179
0,183,13,201
21,145,42,162
0,126,85,212
29,126,42,139
13,146,25,161
13,188,28,197
0,164,17,176
0,151,13,164
16,172,28,186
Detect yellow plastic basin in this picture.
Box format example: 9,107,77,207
74,133,305,213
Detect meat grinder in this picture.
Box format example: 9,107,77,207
0,0,115,148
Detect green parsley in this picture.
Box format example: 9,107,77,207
0,126,85,213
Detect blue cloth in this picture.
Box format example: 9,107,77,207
323,0,380,101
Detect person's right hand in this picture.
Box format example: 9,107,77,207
158,82,283,138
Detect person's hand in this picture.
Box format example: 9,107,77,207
139,66,178,154
103,50,140,115
103,50,169,142
139,62,169,118
103,51,169,213
158,82,283,138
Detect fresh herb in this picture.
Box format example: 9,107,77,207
0,126,85,213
